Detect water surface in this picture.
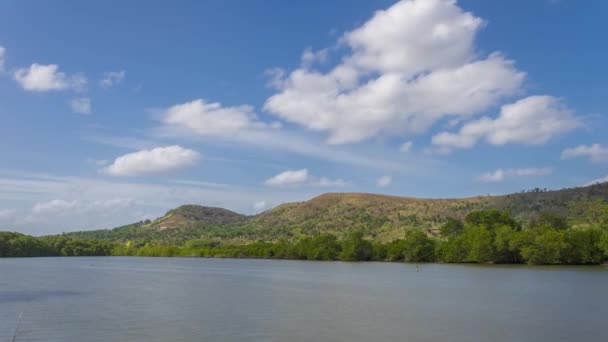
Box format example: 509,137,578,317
1,257,606,341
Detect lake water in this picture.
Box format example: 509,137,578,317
0,257,607,342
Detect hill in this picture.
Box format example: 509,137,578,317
63,182,608,243
148,205,246,229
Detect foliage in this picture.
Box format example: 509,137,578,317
2,198,608,265
0,232,115,257
520,230,567,265
439,217,464,238
339,232,373,261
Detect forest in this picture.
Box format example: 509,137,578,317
2,200,608,265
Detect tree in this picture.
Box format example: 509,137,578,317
494,225,522,263
520,230,567,265
436,236,467,263
530,213,569,231
462,225,495,263
600,232,608,260
465,209,520,231
402,231,435,262
339,231,372,261
386,240,407,261
439,218,464,238
568,199,608,230
562,229,604,264
307,234,341,260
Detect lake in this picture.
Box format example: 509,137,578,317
0,257,607,341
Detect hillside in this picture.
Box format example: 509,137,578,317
64,182,608,243
149,205,246,229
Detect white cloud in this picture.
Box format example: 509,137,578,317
0,171,320,234
157,98,416,172
561,144,608,163
478,169,505,183
264,169,346,188
14,63,87,91
265,169,310,187
164,99,271,138
478,167,552,183
264,67,287,89
0,208,16,219
25,198,136,227
264,0,525,144
69,97,92,115
100,70,126,88
400,141,413,152
33,199,78,215
301,47,328,67
103,145,200,176
0,46,6,72
432,96,581,151
253,200,268,211
376,175,392,187
317,177,347,187
584,175,608,186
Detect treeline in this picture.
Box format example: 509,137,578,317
0,232,115,257
2,206,608,265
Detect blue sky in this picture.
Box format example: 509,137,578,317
1,0,607,235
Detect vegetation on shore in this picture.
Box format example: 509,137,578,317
2,199,608,265
64,182,608,244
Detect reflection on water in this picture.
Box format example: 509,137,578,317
0,257,607,342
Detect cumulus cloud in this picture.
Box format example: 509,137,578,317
33,199,78,215
100,70,125,88
432,96,580,152
376,175,392,187
264,0,525,144
301,47,329,67
477,167,552,183
103,145,200,176
265,169,310,187
264,67,287,89
561,144,608,163
14,64,87,91
69,97,92,115
163,99,273,138
400,141,413,153
264,169,346,188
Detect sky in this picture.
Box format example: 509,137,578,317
1,0,607,235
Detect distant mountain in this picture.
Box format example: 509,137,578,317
148,205,246,229
64,182,608,243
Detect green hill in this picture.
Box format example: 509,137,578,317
63,182,608,244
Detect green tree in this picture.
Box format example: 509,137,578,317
493,225,522,263
530,213,569,231
439,217,464,238
339,231,372,261
568,199,608,229
520,230,567,265
307,234,341,260
386,239,407,261
436,236,467,263
600,232,608,259
562,229,604,264
462,225,495,263
465,209,520,231
402,231,435,262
